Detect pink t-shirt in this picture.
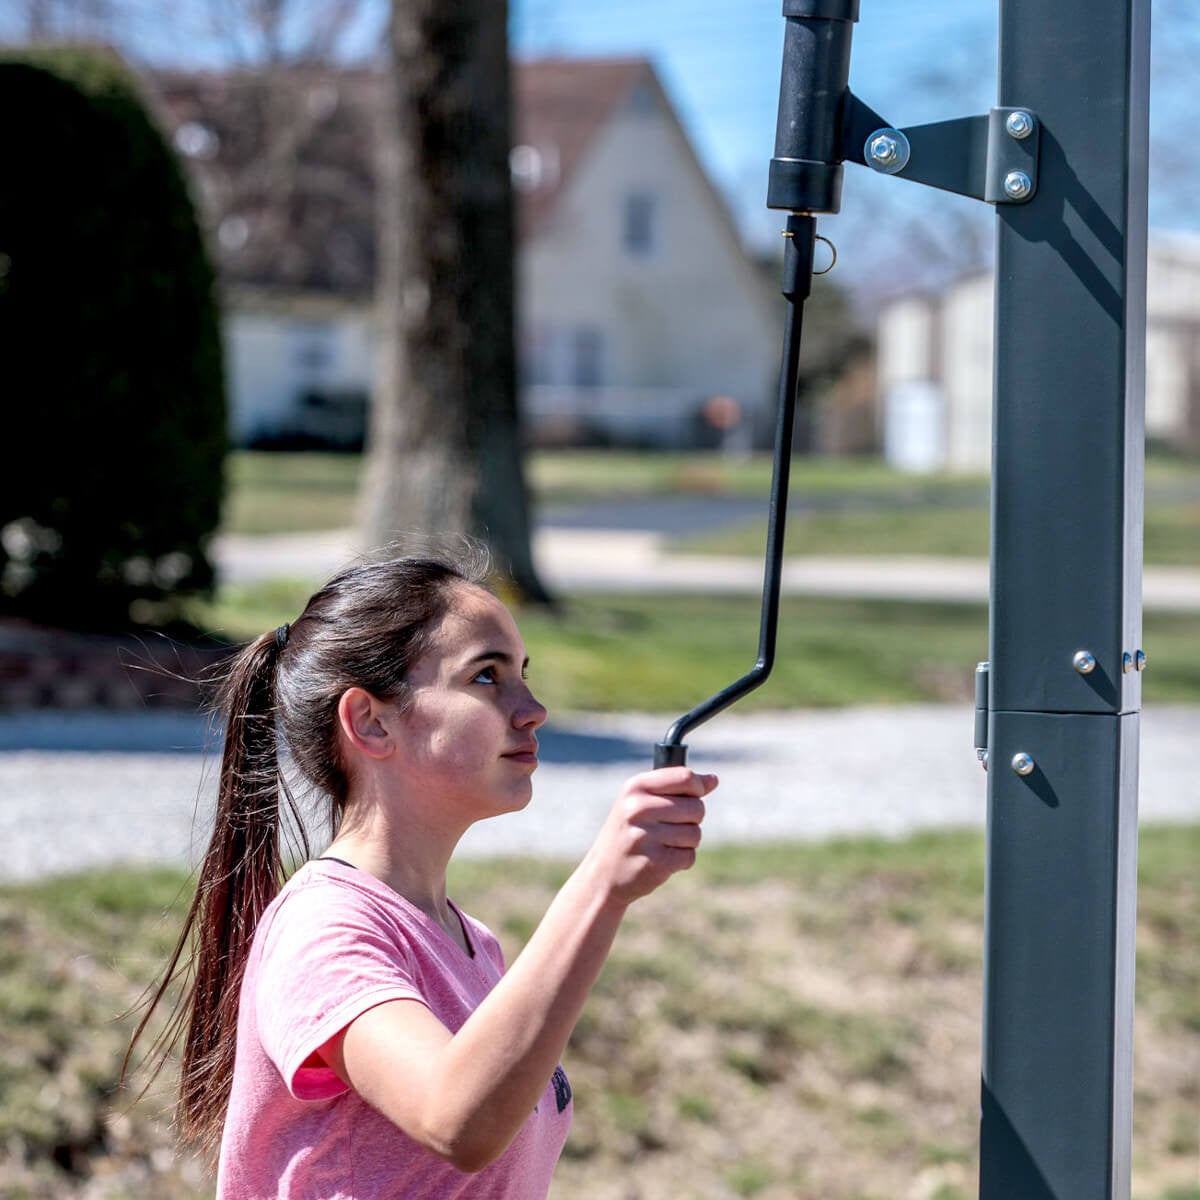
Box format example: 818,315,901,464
216,859,572,1199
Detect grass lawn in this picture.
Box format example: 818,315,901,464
218,449,965,535
3,826,1196,1199
671,492,1200,565
203,451,1200,708
188,588,1200,709
221,449,970,533
220,449,1197,566
221,451,363,535
667,458,1198,566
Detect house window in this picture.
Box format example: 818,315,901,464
572,327,605,387
622,192,656,258
524,324,556,385
291,323,335,375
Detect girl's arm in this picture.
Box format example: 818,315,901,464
321,765,715,1172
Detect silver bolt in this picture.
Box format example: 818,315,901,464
869,134,901,166
1135,649,1147,671
1072,650,1096,675
1122,652,1133,674
1011,752,1035,777
1006,110,1035,139
977,748,989,771
864,128,910,174
1004,170,1033,200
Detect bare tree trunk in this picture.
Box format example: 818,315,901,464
361,0,550,603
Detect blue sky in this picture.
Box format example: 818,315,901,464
5,0,1194,283
512,0,1000,249
508,0,1198,293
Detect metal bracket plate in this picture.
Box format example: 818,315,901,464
843,97,1040,204
983,106,1040,203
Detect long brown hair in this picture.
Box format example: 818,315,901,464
127,551,489,1154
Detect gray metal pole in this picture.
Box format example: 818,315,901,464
981,0,1150,1196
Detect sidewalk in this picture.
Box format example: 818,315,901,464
213,527,1200,611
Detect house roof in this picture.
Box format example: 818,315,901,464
512,57,651,238
149,63,381,296
148,56,681,296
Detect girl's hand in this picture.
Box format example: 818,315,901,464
585,767,717,907
328,766,716,1170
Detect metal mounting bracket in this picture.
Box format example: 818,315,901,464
840,95,1041,204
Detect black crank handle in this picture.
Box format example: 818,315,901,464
649,214,814,770
653,742,689,768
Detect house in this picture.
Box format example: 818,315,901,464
876,231,1200,471
151,58,783,451
512,59,781,448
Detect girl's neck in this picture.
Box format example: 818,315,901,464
330,778,472,948
322,832,466,947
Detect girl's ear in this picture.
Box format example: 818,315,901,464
336,687,395,760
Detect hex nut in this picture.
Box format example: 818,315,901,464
1004,170,1033,199
1006,110,1035,139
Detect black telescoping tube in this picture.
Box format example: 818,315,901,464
654,213,815,769
767,0,859,216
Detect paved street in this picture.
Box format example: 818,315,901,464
2,703,1197,882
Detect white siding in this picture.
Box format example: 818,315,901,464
876,231,1200,470
225,307,374,445
519,84,779,444
941,275,993,471
877,295,937,388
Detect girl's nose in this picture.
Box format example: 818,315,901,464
515,686,548,730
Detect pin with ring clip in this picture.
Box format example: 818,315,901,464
813,234,837,275
780,228,837,275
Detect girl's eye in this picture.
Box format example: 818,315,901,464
472,666,497,685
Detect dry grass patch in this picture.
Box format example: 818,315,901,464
1,829,1195,1199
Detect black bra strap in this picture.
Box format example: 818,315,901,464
315,855,359,870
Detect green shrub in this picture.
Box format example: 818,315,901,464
0,47,225,630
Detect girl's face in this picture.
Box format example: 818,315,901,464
389,586,548,827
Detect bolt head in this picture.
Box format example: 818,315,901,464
869,134,899,165
864,128,910,174
1011,752,1035,777
1135,649,1147,671
1004,170,1033,199
1122,652,1133,674
1006,110,1034,139
1073,650,1097,675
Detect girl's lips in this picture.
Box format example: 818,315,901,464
503,744,539,765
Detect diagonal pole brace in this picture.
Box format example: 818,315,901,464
842,95,1042,204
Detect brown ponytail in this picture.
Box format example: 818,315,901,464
126,550,489,1155
127,630,295,1153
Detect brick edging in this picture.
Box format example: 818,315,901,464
0,620,237,711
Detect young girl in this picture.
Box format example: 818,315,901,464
134,552,715,1198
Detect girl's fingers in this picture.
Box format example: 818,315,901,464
624,790,706,824
625,768,719,797
662,846,697,872
659,820,703,850
594,768,716,901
